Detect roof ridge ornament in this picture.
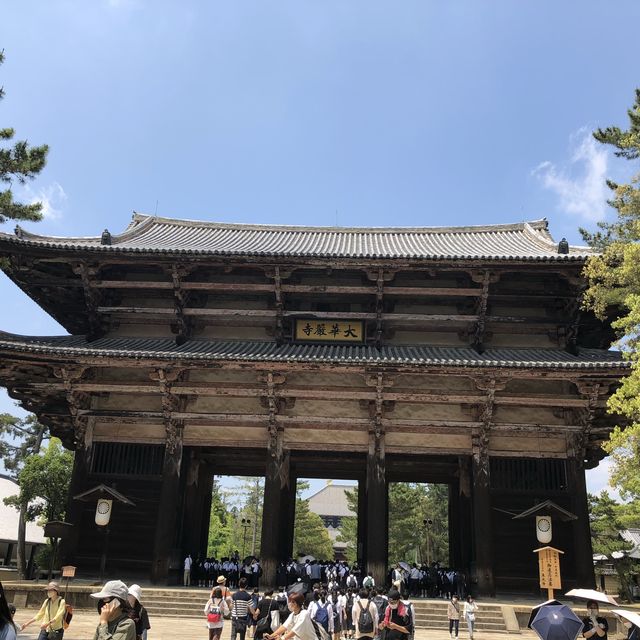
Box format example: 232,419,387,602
14,225,23,239
557,238,569,254
101,229,112,246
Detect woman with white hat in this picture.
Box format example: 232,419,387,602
89,580,136,640
19,581,66,639
127,585,151,640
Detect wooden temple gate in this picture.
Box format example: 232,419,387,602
0,215,626,594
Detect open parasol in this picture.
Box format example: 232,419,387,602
565,589,618,606
528,600,562,629
531,604,584,640
612,610,640,630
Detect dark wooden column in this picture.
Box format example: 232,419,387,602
278,467,297,563
470,377,501,597
365,433,387,586
261,449,291,587
60,415,93,567
457,456,474,574
357,479,367,564
448,481,461,568
151,418,184,583
181,451,213,560
567,456,596,587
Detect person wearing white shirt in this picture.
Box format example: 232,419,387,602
463,597,478,640
308,592,334,635
351,589,378,640
266,593,317,640
184,554,193,587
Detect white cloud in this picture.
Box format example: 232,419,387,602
533,128,609,223
21,182,67,220
585,458,622,502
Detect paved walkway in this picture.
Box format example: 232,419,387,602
13,612,540,640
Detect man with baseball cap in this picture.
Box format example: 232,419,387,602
90,580,136,640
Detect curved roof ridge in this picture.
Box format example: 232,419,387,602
129,212,551,235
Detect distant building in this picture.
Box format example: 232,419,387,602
0,475,46,574
307,482,357,560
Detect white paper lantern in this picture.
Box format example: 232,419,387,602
536,515,552,544
95,499,113,526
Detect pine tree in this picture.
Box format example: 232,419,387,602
581,89,640,516
293,481,334,560
0,413,48,578
0,50,49,223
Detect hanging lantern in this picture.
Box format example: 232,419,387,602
95,499,113,526
536,515,552,544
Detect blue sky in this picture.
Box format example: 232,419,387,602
1,0,638,496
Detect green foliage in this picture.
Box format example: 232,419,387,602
0,413,49,477
207,479,233,557
336,487,359,564
589,492,637,602
581,89,640,510
337,483,449,566
293,481,334,560
0,50,49,223
3,438,73,523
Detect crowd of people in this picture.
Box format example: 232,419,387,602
183,553,469,602
1,569,638,640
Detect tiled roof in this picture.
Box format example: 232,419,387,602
308,484,357,517
0,333,627,370
3,214,596,261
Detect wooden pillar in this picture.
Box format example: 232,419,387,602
181,451,213,560
471,445,495,596
151,419,184,584
365,434,387,587
260,449,291,587
458,456,473,573
60,416,93,567
278,468,296,562
567,457,596,587
199,469,215,558
357,479,367,564
448,482,461,568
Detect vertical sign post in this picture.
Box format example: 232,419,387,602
533,546,564,600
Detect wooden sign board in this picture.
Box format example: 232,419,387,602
534,546,563,592
295,319,364,343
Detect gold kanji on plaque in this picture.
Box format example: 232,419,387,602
294,319,364,343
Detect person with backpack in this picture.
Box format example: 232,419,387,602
308,591,334,635
351,589,378,640
362,574,375,591
344,590,356,640
205,587,231,640
380,589,412,640
19,581,67,639
231,578,255,640
371,590,388,640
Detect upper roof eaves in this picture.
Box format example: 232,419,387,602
1,213,596,261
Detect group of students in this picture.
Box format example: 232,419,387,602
186,554,263,589
204,579,417,640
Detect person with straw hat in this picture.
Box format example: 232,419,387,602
19,581,66,639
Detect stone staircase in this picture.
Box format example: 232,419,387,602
411,600,510,632
139,589,513,633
